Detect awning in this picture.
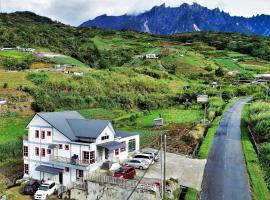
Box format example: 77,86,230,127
97,141,125,151
36,165,63,175
48,144,57,149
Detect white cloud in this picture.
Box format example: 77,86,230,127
2,0,270,26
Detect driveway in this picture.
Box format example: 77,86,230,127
200,98,252,200
137,149,207,190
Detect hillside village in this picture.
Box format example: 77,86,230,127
0,11,270,200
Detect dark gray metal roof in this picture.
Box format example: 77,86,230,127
36,165,63,175
97,141,125,151
37,111,84,141
115,131,139,138
67,119,110,139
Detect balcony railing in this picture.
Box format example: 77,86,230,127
50,155,101,167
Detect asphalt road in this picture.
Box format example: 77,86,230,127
200,98,252,200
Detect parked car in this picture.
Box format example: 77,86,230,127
23,180,40,195
114,166,136,179
133,153,155,164
124,159,150,170
143,150,160,161
34,181,57,200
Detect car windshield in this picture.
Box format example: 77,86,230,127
116,168,126,174
38,185,49,191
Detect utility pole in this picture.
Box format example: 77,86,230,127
163,134,166,198
266,84,269,102
160,134,164,199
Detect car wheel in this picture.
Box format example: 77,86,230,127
54,189,57,194
45,195,48,200
139,166,143,170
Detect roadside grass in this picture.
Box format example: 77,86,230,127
0,116,30,144
185,99,236,200
241,105,270,200
49,56,88,67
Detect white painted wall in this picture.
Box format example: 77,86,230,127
95,125,115,144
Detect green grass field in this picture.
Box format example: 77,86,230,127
0,116,31,144
49,56,88,67
135,106,203,128
241,105,270,200
0,51,32,60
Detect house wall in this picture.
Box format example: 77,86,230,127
95,125,115,144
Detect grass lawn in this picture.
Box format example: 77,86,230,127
49,56,87,67
241,105,270,200
78,108,127,120
0,51,32,60
0,116,31,144
135,106,203,128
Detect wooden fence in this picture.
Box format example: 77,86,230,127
247,125,260,154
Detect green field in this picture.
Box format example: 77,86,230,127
49,56,88,67
0,116,30,144
0,51,32,60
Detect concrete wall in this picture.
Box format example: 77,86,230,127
85,181,161,200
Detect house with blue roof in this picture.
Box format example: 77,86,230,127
23,111,140,186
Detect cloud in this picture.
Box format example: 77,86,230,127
2,0,270,26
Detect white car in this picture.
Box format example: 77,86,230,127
34,181,57,200
133,153,155,164
124,158,150,170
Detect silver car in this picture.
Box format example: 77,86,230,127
133,153,155,164
124,159,150,170
143,150,160,161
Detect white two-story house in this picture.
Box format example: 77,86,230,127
23,111,140,186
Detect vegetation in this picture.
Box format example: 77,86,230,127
241,105,270,200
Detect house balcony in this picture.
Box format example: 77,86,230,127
49,155,102,168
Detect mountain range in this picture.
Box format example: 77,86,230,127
79,3,270,36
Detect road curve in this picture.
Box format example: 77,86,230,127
200,98,252,200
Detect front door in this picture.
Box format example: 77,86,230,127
105,149,109,160
59,172,63,184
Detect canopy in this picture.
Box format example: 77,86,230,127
97,141,125,151
36,165,63,175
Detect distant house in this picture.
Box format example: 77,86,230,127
255,74,270,79
73,71,84,76
146,54,158,59
227,71,238,76
23,111,140,186
154,118,164,127
209,82,218,88
0,100,7,105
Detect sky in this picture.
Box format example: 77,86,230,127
2,0,270,26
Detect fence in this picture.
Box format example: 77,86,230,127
247,125,260,154
86,174,138,188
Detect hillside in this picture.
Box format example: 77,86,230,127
80,3,270,36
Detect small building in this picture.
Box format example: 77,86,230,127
227,71,238,76
255,74,270,79
146,54,158,59
23,111,140,186
209,82,218,88
154,118,164,127
0,100,7,105
73,71,84,76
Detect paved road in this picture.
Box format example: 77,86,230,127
200,98,252,200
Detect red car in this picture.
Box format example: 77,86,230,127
114,166,136,179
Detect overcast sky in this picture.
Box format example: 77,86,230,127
2,0,270,26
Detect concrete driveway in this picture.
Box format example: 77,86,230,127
137,149,206,191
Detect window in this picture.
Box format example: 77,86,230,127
128,139,136,152
47,131,51,136
76,169,83,179
41,131,45,139
47,149,51,155
90,151,95,164
41,148,46,157
65,167,69,172
35,130,39,138
120,142,126,152
115,149,119,156
83,151,90,161
35,147,39,156
49,183,55,189
59,144,63,149
101,135,109,140
65,145,69,150
24,164,29,174
23,146,28,157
